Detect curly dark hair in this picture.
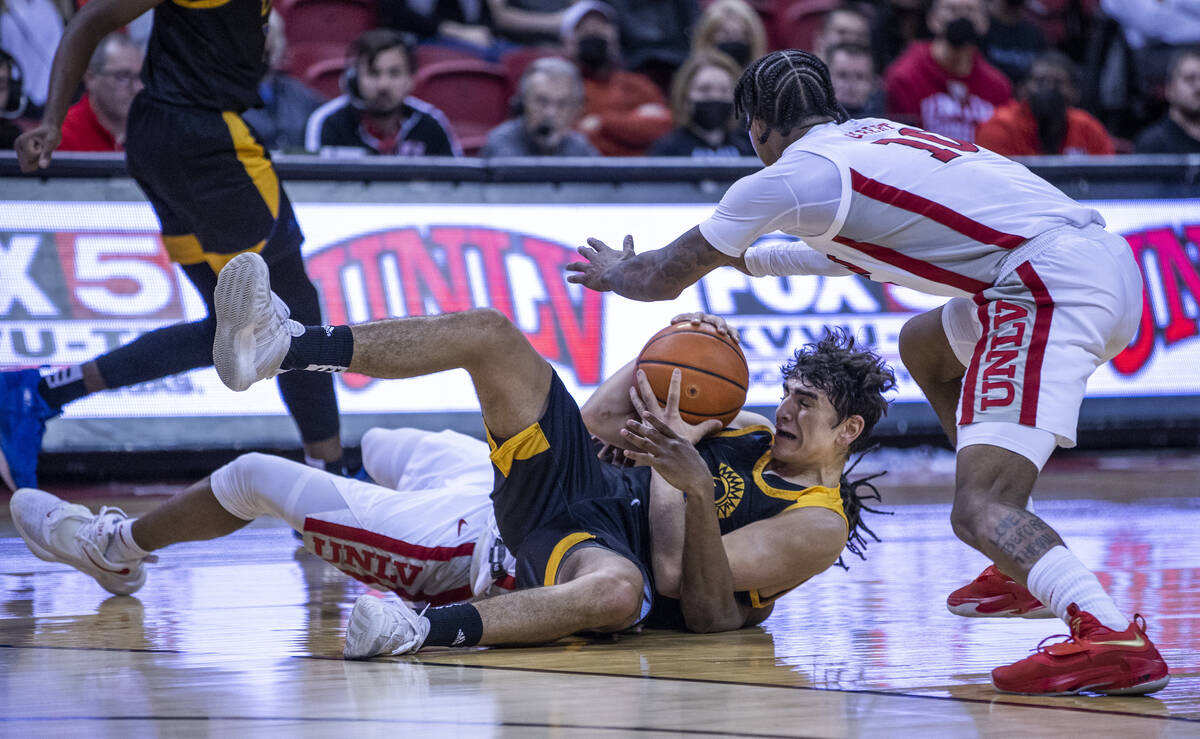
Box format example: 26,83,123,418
780,328,895,453
735,49,850,144
836,447,890,570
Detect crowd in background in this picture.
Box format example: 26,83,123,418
2,0,1199,159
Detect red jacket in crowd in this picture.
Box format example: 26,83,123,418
58,94,123,152
976,100,1115,156
580,70,673,157
884,41,1012,143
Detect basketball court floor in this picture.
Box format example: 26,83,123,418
2,448,1197,736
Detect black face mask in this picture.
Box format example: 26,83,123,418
1028,83,1068,153
692,100,733,131
944,17,979,48
716,40,751,67
576,36,610,71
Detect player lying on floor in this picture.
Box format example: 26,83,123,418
10,260,893,657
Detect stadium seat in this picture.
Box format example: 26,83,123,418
277,0,377,48
304,56,350,100
286,41,346,84
773,0,839,52
412,60,512,155
498,47,565,90
414,44,488,69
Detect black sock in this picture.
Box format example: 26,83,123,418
37,367,89,410
281,325,354,372
424,603,483,647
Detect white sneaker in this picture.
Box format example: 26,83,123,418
9,488,156,596
344,594,431,659
213,252,303,392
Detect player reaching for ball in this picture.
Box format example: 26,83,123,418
565,49,1169,696
85,250,888,657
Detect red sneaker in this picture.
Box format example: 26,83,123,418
946,565,1054,618
991,604,1171,696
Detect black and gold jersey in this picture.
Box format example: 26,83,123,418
696,425,847,535
142,0,270,112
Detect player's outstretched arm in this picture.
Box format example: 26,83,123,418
14,0,162,171
565,226,737,302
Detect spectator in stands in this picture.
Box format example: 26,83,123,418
605,0,699,92
378,0,499,57
305,29,460,157
982,0,1046,84
58,34,141,152
884,0,1011,142
827,42,884,118
0,49,23,149
1136,47,1200,154
977,50,1113,156
1101,0,1200,109
242,11,326,154
813,4,872,62
649,50,753,157
1,0,69,115
689,0,766,71
870,0,928,73
480,56,597,155
563,1,672,156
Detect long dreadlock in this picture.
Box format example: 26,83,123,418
835,445,891,570
735,49,850,144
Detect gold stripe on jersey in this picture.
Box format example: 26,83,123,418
752,452,849,526
544,532,596,586
487,422,551,477
171,0,234,9
714,424,773,438
162,234,205,265
223,112,280,221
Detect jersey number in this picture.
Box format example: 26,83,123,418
873,127,979,162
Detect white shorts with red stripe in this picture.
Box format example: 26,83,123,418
941,224,1143,464
307,427,516,606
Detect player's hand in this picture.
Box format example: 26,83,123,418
566,234,635,292
592,435,637,468
628,367,722,445
15,124,62,172
670,312,740,344
620,411,713,497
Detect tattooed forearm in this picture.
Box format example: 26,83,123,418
985,509,1064,568
607,227,731,301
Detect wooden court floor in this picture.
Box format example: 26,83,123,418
1,449,1198,737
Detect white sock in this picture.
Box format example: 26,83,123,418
104,518,151,563
1024,496,1035,515
1026,545,1127,631
304,454,325,470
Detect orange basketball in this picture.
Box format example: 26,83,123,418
635,322,749,427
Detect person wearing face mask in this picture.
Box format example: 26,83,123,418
305,29,460,156
977,51,1113,156
480,57,598,156
884,0,1011,142
563,1,672,156
649,51,754,157
1136,47,1200,154
981,0,1046,84
690,0,766,73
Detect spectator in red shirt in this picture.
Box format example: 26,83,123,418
883,0,1011,142
59,34,142,152
563,1,672,156
977,50,1113,156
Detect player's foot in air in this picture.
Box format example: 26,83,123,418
344,594,431,659
991,604,1170,696
947,565,1053,618
9,488,157,595
0,369,58,491
213,252,302,392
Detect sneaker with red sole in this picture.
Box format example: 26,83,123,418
947,565,1054,618
991,604,1170,696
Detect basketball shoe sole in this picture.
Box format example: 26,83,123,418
947,565,1054,619
213,252,299,392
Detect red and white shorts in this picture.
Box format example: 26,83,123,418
941,224,1143,468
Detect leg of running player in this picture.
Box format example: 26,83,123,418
898,307,964,444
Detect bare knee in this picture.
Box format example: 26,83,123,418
900,309,962,384
584,569,644,631
950,495,987,548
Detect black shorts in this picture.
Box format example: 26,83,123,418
488,371,653,621
124,93,303,274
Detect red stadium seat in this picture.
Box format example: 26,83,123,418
412,60,512,155
286,41,346,83
304,56,350,100
773,0,839,52
414,44,488,69
278,0,377,48
498,47,565,90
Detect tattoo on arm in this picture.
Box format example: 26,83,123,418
609,227,731,301
986,510,1064,568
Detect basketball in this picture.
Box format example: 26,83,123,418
635,322,749,427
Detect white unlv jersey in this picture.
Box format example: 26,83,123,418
705,118,1104,297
